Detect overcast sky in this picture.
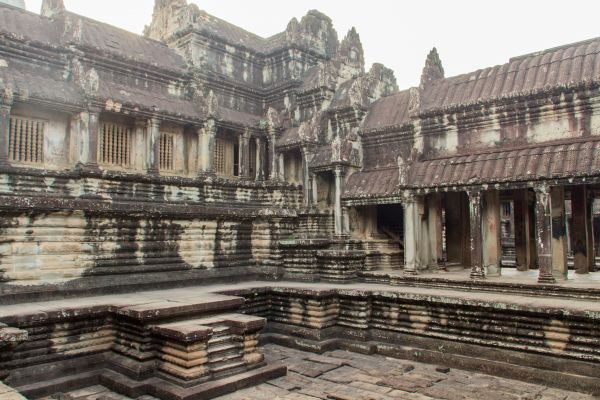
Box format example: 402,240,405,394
24,0,600,89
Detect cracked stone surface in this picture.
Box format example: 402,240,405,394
39,344,595,400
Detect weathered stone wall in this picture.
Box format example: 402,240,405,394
0,171,302,284
235,286,600,394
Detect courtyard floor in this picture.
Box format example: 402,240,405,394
41,344,595,400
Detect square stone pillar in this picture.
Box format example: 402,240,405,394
427,193,444,268
482,191,502,276
571,185,592,274
0,93,13,167
403,194,420,275
267,128,277,180
534,184,556,283
197,119,216,175
301,148,311,207
333,167,344,236
238,129,250,178
278,153,285,181
133,119,147,170
514,189,533,271
77,106,100,169
550,186,568,280
467,189,485,279
311,173,318,206
146,117,160,174
254,137,263,180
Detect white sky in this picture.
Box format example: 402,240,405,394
24,0,600,90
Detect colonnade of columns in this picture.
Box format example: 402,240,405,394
400,184,596,283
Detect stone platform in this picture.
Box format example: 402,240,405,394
2,281,600,398
0,290,286,399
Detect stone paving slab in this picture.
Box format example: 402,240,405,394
44,344,596,400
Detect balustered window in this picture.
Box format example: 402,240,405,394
214,136,239,177
100,122,131,166
9,116,45,164
159,133,174,171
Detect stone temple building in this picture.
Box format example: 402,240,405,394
0,0,599,399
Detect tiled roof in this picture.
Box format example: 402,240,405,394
67,12,187,73
218,108,261,127
422,37,600,111
0,4,60,44
97,80,201,121
190,10,288,54
309,141,354,169
343,168,399,199
0,58,83,105
278,127,301,148
362,90,412,133
410,139,600,188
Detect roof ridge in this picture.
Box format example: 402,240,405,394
509,36,600,62
63,10,169,48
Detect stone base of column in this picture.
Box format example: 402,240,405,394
470,268,485,280
403,267,419,276
538,273,557,284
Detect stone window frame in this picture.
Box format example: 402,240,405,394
8,115,46,164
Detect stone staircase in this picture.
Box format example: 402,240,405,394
1,291,286,400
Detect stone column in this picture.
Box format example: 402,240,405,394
311,173,318,206
482,191,502,276
79,106,100,169
333,167,344,236
534,184,556,283
146,117,160,174
301,149,311,207
267,127,277,180
0,91,13,167
133,119,146,170
467,189,485,279
278,153,285,181
238,129,250,178
427,194,444,268
403,194,419,275
197,118,216,175
254,137,262,180
514,189,533,271
571,185,592,274
550,186,568,280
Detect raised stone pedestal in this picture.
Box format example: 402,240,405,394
316,249,366,282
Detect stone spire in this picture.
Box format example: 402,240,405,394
420,47,445,90
144,0,188,42
337,27,365,78
41,0,65,18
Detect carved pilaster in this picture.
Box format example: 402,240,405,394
0,90,14,167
